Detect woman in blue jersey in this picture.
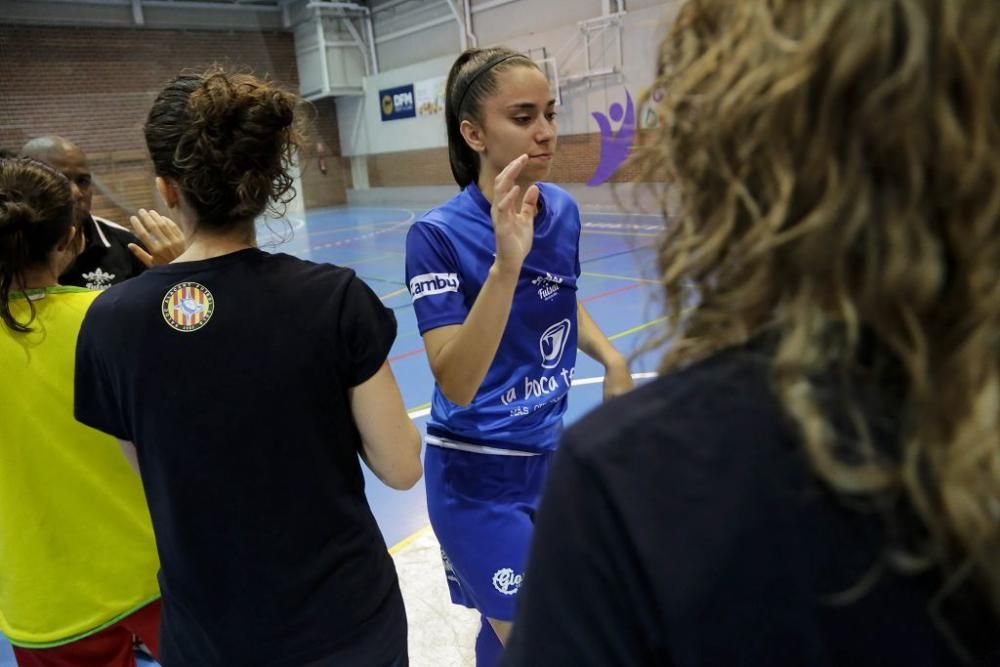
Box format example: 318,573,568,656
404,47,633,666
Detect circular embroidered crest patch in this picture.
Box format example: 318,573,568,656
162,282,215,332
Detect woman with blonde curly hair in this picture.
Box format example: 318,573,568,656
501,0,1000,665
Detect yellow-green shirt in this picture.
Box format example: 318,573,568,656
0,286,159,647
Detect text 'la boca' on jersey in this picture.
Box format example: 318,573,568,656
405,181,582,454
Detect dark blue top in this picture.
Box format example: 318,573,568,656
75,248,405,666
405,182,581,452
502,344,999,666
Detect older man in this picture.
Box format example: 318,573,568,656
21,136,183,289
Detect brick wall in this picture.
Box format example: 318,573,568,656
0,24,346,223
366,129,652,188
368,146,454,188
298,97,351,210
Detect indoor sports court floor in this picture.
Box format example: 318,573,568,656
0,202,667,667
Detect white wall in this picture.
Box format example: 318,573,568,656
339,0,679,157
372,0,462,71
470,0,604,48
337,53,455,156
294,15,368,97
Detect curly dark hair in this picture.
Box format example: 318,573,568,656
145,67,303,228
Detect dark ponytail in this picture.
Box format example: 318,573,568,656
0,158,74,332
144,67,303,230
445,47,540,188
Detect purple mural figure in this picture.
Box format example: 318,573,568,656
587,90,636,186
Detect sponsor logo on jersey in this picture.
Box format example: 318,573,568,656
409,272,460,301
531,271,564,301
492,567,523,595
82,268,115,290
539,318,571,369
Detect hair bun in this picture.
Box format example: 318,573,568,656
246,86,296,134
0,199,40,231
187,73,296,145
145,68,301,226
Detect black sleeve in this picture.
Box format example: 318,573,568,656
128,247,148,278
119,227,148,279
74,304,130,441
336,274,398,387
501,434,655,667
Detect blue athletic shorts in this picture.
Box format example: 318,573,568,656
424,444,554,621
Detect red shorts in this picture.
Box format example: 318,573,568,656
12,599,161,667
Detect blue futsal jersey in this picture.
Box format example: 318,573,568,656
405,181,581,453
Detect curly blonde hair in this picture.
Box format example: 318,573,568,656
634,0,1000,633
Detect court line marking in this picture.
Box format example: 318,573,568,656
309,206,417,219
360,275,407,287
581,221,661,231
348,252,405,267
407,402,432,416
580,209,663,216
378,287,410,301
580,282,642,303
390,347,427,363
257,210,411,243
389,525,434,556
581,230,659,238
309,224,411,252
609,316,667,341
304,221,413,237
303,212,416,253
582,270,659,284
571,371,657,386
580,245,655,265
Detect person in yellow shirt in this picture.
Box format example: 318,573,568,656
0,156,161,667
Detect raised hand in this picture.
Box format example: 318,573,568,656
491,154,539,275
127,208,186,267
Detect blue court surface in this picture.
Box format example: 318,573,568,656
1,204,667,665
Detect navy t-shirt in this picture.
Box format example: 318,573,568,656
502,345,999,666
405,182,581,452
74,248,405,666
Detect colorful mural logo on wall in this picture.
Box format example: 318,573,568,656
640,87,665,129
588,90,636,186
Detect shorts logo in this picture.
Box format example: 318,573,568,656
409,272,460,301
162,282,215,333
540,318,571,369
492,567,523,596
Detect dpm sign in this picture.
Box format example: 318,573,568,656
379,84,416,121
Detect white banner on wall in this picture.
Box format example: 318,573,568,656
414,75,447,116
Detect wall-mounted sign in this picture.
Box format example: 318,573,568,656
415,75,446,116
380,84,416,121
